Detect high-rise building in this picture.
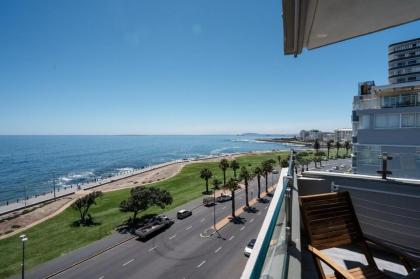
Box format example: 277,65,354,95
352,40,420,178
388,38,420,84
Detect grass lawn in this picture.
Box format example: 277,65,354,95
0,151,288,278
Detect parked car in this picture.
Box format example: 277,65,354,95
203,196,215,206
216,193,232,202
244,239,256,257
177,209,192,219
272,169,279,174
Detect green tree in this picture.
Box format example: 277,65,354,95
335,141,341,158
280,158,289,168
224,178,240,218
72,191,103,225
120,187,173,225
230,160,240,178
253,166,264,199
212,177,223,191
326,140,333,159
238,166,254,208
277,155,283,166
200,168,213,194
262,160,274,193
219,159,229,185
344,141,351,156
313,139,320,153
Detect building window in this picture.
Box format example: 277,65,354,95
359,114,370,129
399,94,416,107
382,96,397,108
397,78,405,83
401,113,415,127
407,76,417,82
408,60,416,65
375,114,387,128
375,114,400,129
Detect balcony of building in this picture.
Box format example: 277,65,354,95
241,151,420,279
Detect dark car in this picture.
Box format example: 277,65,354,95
177,209,192,219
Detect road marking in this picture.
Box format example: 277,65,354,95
196,260,206,268
169,234,176,240
240,226,245,231
222,206,226,209
98,276,104,279
122,259,135,266
214,247,222,253
250,218,254,223
185,225,193,231
264,206,268,209
148,246,158,252
228,235,235,241
200,218,205,223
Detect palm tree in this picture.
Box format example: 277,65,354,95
262,160,274,194
344,141,351,156
224,178,240,218
313,139,320,153
200,168,213,194
219,159,229,185
277,155,282,166
238,166,254,209
212,177,223,190
335,141,341,158
253,166,263,199
326,140,333,159
230,160,240,178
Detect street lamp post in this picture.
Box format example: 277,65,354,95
20,234,28,279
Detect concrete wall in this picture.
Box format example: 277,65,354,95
298,171,420,256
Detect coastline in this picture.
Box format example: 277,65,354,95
256,137,312,147
0,149,281,239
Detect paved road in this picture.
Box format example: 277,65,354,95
25,172,280,279
301,158,352,173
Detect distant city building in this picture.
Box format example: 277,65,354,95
307,129,322,141
388,38,420,84
334,128,352,142
299,130,310,141
352,39,420,179
321,132,335,142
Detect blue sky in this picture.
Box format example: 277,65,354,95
1,1,419,135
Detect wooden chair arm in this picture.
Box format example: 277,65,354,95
364,236,420,272
308,245,356,279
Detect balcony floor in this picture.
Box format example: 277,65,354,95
301,236,410,279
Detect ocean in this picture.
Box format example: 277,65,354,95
0,135,294,202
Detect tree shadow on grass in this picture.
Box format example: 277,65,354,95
116,213,158,234
71,216,101,228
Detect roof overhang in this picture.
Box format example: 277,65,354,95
282,0,420,56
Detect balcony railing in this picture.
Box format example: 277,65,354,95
353,96,381,110
241,151,295,279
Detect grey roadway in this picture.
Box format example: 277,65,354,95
23,172,280,279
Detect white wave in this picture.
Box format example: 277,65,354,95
58,171,94,183
116,167,134,172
